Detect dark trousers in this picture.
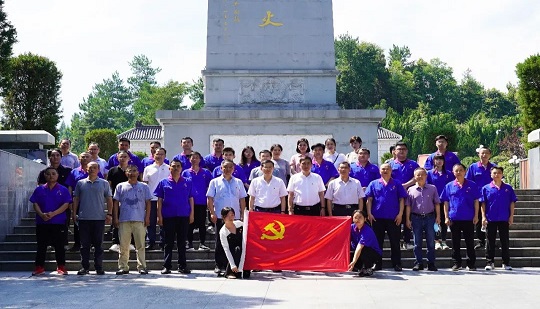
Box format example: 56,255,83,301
188,205,208,245
435,203,448,241
475,212,486,243
65,208,74,246
293,203,321,216
79,220,105,271
35,224,66,267
486,221,510,265
214,219,227,269
402,212,412,243
254,205,281,213
372,219,402,267
351,246,381,270
162,216,190,269
224,241,251,279
450,220,476,267
332,204,355,217
147,201,163,245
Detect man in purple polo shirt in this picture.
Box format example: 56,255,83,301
389,142,419,250
174,137,203,170
365,163,408,271
30,167,72,276
182,151,213,251
59,138,80,169
481,166,517,271
406,168,441,271
441,163,480,271
466,146,496,249
142,141,170,167
310,143,339,187
204,138,225,172
349,148,381,190
155,159,194,274
107,137,143,173
423,135,461,171
212,147,247,184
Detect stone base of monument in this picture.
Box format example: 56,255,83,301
157,109,385,164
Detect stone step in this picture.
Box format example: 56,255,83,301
515,195,540,201
514,208,540,215
515,201,540,208
512,215,540,223
515,189,540,196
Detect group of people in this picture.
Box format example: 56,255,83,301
30,134,516,278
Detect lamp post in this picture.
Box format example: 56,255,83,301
508,155,520,188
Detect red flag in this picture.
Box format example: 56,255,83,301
243,211,351,272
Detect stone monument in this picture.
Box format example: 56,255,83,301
157,0,385,162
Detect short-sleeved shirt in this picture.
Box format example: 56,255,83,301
440,179,480,221
29,183,72,225
107,152,143,172
272,158,290,185
93,157,108,176
65,167,104,189
154,176,193,218
311,159,339,185
248,176,288,208
406,184,440,215
480,182,518,222
107,166,129,195
143,163,170,201
212,164,247,184
287,172,326,206
427,169,455,198
113,181,152,222
203,153,223,172
324,177,365,205
73,178,112,221
424,151,461,171
61,152,80,169
206,176,247,219
182,168,212,205
249,166,280,181
142,156,170,168
345,151,358,164
389,159,419,184
349,162,381,187
240,161,261,182
466,161,496,188
365,178,408,219
172,152,200,170
290,153,313,174
37,165,72,187
351,224,382,256
323,152,346,170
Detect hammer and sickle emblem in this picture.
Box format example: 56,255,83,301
260,220,285,240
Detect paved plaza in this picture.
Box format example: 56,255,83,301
0,268,539,308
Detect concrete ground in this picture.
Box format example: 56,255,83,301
0,268,539,308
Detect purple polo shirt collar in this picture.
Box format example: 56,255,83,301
378,177,393,186
168,175,184,183
357,161,371,168
490,181,502,190
477,161,490,168
393,158,409,165
454,179,466,188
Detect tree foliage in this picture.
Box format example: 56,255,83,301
516,54,540,150
0,0,17,93
188,77,204,110
84,128,118,160
0,53,62,137
133,80,188,125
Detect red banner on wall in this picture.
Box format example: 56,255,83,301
243,211,351,272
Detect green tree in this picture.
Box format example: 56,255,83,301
84,128,118,160
387,60,419,112
0,53,62,137
188,77,204,110
0,0,17,93
483,87,518,119
133,80,188,124
335,34,389,109
516,54,540,150
456,70,485,121
127,54,161,97
388,45,414,69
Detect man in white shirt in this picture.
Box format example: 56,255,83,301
248,160,288,214
142,147,170,250
325,161,365,217
287,157,326,216
87,142,108,177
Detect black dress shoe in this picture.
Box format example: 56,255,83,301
427,264,438,271
96,270,105,275
161,268,171,274
138,269,148,275
178,267,191,274
412,264,424,271
372,264,382,271
393,265,403,271
116,269,129,275
68,245,80,252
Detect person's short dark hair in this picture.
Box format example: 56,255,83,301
126,164,139,172
352,209,367,219
259,149,271,156
358,148,371,155
223,147,235,155
60,138,71,146
325,138,336,146
478,146,492,154
270,144,283,152
310,143,325,151
433,154,445,161
435,135,448,142
221,159,234,167
182,137,193,144
295,138,310,153
117,150,129,156
88,142,100,148
261,159,274,167
47,148,62,158
171,158,183,167
155,147,167,155
414,167,427,174
221,206,235,219
212,138,224,144
150,141,161,147
339,161,351,168
395,141,408,149
452,163,467,171
389,145,395,153
44,166,58,173
189,151,202,160
491,166,504,173
299,157,312,164
118,137,131,145
349,136,363,144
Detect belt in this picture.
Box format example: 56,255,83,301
333,203,354,209
294,203,320,210
411,211,435,218
254,205,280,210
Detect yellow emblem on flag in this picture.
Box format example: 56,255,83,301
261,220,285,240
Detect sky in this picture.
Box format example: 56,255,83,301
4,0,540,125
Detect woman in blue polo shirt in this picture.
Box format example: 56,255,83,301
349,210,382,277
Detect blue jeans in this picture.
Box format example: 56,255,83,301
411,213,436,264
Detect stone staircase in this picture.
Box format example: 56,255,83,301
1,189,539,271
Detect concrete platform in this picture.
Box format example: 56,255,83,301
1,269,539,308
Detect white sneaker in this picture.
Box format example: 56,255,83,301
207,226,215,235
109,244,120,252
502,264,512,271
405,243,415,250
435,242,442,250
198,244,211,251
129,244,136,252
485,263,494,271
441,242,450,250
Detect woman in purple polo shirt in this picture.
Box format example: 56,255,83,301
29,167,72,276
349,210,382,277
239,146,260,182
